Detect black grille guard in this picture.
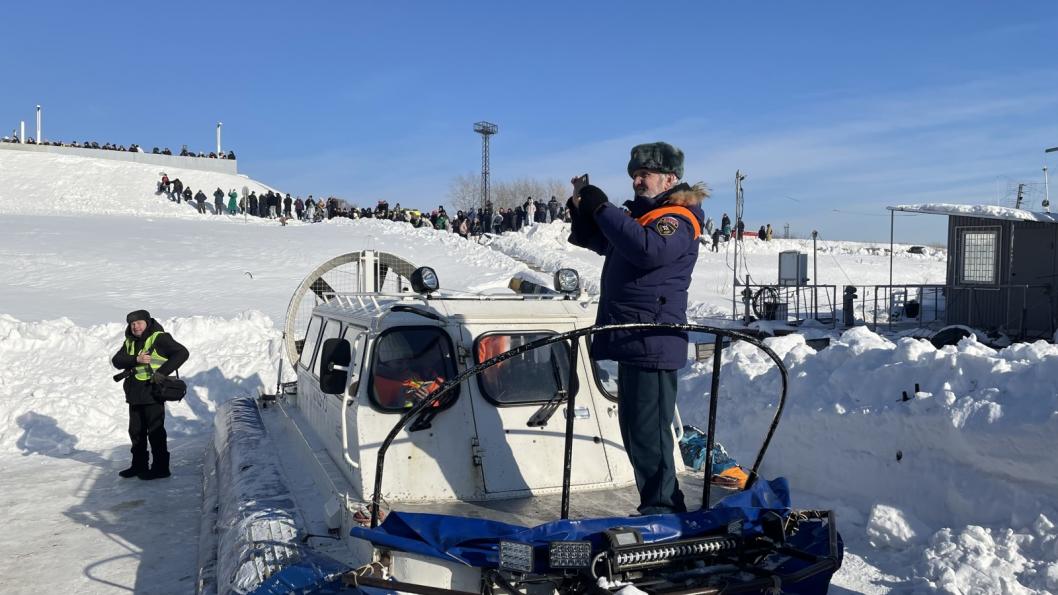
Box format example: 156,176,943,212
368,323,788,528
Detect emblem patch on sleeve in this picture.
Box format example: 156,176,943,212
655,216,680,236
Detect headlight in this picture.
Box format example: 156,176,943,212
410,267,440,294
553,268,580,294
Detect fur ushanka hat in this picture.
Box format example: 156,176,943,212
627,142,684,179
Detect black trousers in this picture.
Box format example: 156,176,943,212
128,403,168,459
617,363,687,515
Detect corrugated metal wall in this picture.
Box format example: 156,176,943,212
945,216,1057,338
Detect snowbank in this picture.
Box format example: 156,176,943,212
676,328,1058,592
0,312,284,455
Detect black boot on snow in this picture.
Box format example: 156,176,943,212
138,452,171,480
119,453,149,479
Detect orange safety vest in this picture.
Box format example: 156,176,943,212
636,206,702,239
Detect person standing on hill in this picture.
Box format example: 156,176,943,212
228,189,239,215
213,188,225,216
194,189,207,214
182,186,193,205
566,141,708,515
283,194,293,218
111,310,188,480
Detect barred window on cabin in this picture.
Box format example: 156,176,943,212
958,228,998,285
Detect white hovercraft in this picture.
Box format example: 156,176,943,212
196,250,842,595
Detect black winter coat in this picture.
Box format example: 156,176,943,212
111,319,189,405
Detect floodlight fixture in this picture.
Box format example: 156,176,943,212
499,540,534,573
548,541,592,569
410,267,440,295
553,268,580,294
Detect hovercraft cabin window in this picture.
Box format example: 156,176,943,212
299,316,323,371
368,327,458,412
957,227,999,285
586,336,619,401
474,332,571,406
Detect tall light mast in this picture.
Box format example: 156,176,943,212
474,121,498,209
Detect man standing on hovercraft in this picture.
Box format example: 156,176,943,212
567,142,708,515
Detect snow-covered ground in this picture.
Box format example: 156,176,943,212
1,149,1056,594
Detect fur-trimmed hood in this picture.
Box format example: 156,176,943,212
662,182,710,207
623,182,710,219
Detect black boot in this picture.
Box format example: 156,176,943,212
138,452,171,480
119,452,149,479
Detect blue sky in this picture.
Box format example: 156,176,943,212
3,1,1057,242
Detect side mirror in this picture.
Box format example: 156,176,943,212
319,338,352,395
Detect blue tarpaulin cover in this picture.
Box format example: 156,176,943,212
349,477,792,568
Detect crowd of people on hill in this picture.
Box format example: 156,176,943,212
156,175,293,217
337,197,573,238
152,175,572,236
152,174,782,252
1,134,234,160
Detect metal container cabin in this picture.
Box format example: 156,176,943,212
888,204,1058,339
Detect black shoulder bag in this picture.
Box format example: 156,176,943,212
151,369,187,402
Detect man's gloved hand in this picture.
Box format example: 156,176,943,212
578,185,610,215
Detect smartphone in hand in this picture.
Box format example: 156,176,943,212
572,174,590,198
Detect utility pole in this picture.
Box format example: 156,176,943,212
784,223,790,239
473,121,498,210
19,120,25,143
216,122,222,155
732,170,746,320
35,105,41,144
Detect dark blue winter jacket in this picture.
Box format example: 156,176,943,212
569,183,707,370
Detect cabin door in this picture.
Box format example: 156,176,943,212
459,324,614,495
1009,226,1058,337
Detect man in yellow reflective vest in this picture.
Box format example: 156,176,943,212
111,310,188,480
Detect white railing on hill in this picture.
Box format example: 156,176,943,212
0,142,238,175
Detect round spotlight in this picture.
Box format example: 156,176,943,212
554,268,580,294
410,267,440,294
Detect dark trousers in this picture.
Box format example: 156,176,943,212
129,403,168,459
617,363,687,515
